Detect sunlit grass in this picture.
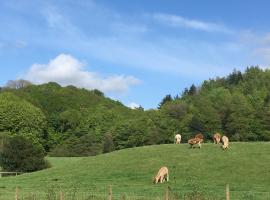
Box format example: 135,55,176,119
0,142,269,199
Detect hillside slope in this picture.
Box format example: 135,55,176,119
0,143,269,199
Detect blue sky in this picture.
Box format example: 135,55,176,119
1,0,270,109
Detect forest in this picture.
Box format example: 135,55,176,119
0,66,270,157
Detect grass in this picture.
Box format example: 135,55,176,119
0,142,270,199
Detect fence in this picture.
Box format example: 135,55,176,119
0,172,22,178
4,184,269,200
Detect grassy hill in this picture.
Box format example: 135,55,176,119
0,142,270,199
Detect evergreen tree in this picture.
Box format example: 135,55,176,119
188,84,197,96
158,94,173,109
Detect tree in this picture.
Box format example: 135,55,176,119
0,93,46,142
59,109,82,132
226,69,242,86
50,134,101,157
103,133,115,153
5,79,33,89
189,95,222,139
161,101,189,120
225,92,255,141
92,89,104,97
0,135,49,172
158,94,173,109
188,84,197,96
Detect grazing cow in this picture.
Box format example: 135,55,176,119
174,134,182,144
213,133,221,144
195,133,204,142
153,167,169,184
188,138,203,148
221,136,229,150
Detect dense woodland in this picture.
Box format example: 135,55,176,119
0,66,270,157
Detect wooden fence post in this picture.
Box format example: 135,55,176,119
164,186,169,200
60,190,64,200
108,186,112,200
226,184,230,200
15,187,19,200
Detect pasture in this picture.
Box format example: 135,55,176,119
0,142,269,199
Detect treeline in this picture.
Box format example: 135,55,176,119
0,66,270,157
159,66,270,141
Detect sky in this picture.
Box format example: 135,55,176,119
1,0,270,109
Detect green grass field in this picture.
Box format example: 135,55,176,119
0,142,270,199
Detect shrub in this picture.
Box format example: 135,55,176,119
50,135,101,157
103,133,114,153
0,135,49,172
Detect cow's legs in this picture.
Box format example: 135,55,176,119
160,175,163,183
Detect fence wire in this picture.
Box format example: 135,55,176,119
0,185,270,200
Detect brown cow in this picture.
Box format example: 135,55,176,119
221,136,229,150
153,166,169,184
188,138,203,148
213,133,221,144
194,133,204,142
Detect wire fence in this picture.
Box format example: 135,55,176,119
0,184,270,200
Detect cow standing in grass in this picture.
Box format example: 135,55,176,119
188,138,203,148
153,167,169,184
222,136,229,150
213,133,221,144
174,134,181,144
195,133,204,142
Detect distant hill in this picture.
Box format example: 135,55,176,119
0,66,270,157
0,82,141,154
2,82,128,114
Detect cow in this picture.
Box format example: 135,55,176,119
174,134,182,144
188,138,203,148
153,166,169,184
213,133,221,144
194,133,204,142
221,136,229,150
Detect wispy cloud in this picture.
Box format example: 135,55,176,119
239,31,270,66
42,6,81,35
110,22,148,36
152,13,232,33
0,41,27,51
23,54,141,94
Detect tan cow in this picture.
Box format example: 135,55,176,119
188,138,203,148
221,136,229,150
153,166,169,184
195,133,204,142
174,134,182,144
213,133,221,144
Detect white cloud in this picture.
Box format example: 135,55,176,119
152,13,232,33
24,54,141,94
128,102,140,109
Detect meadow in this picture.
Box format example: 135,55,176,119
0,142,269,199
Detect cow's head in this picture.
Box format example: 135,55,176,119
153,176,159,184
